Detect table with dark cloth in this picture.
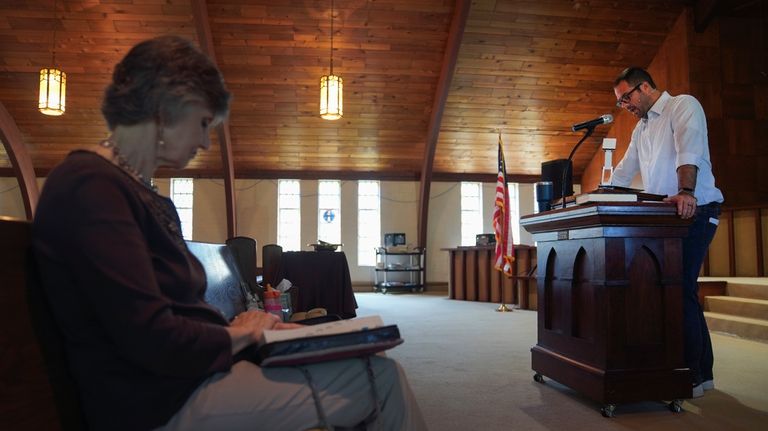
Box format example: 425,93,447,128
275,251,357,319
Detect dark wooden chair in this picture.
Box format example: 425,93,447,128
0,216,87,431
262,243,284,288
225,236,260,295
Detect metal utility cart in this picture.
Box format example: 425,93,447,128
373,247,425,294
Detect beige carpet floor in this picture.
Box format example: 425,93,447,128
354,291,768,431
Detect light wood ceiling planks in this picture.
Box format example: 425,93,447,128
0,0,689,180
438,0,689,177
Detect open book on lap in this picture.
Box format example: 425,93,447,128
248,315,404,367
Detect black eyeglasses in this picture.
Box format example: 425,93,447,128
615,83,642,107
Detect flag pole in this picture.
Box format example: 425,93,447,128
493,131,514,312
496,268,512,312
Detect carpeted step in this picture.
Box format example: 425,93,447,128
705,296,768,320
726,282,768,300
705,311,768,342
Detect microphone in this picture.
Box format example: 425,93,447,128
571,114,613,132
558,116,611,209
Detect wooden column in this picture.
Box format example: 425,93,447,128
191,0,237,238
465,249,478,301
417,0,470,285
477,249,491,302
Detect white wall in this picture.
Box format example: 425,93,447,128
0,177,28,219
517,183,536,245
425,182,461,284
0,177,47,221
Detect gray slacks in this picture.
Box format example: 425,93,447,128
157,356,427,431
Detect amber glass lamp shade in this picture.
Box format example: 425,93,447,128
320,74,343,120
39,68,66,116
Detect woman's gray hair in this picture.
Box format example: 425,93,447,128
102,35,230,130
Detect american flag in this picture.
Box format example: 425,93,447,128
493,135,515,276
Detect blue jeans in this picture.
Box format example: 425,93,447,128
682,202,721,384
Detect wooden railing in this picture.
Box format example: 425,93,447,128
444,245,536,309
703,203,767,277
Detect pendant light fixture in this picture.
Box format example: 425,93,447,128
39,0,66,116
320,0,342,120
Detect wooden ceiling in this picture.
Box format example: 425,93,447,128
0,0,692,181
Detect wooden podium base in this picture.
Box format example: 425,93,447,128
532,346,691,405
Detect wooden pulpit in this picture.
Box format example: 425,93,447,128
520,202,692,415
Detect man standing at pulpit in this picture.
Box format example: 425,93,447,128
610,67,724,399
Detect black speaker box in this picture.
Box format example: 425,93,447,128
541,159,573,199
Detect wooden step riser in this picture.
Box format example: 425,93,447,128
705,314,768,342
726,284,768,301
705,297,768,320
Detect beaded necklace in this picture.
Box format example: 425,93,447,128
99,139,157,193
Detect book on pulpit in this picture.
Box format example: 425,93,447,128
249,315,403,367
574,186,666,205
575,192,638,205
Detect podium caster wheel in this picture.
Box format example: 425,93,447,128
668,399,683,413
601,404,616,418
533,373,545,383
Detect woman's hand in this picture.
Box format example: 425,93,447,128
225,310,303,355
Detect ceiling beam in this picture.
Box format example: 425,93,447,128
190,0,237,239
694,0,721,32
417,0,471,253
0,102,39,220
694,0,763,31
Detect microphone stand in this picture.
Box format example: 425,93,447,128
561,126,596,209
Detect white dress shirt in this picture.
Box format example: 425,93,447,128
612,91,723,205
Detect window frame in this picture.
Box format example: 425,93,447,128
357,180,381,266
170,177,194,240
277,179,301,251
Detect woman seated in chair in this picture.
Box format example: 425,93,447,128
32,35,426,431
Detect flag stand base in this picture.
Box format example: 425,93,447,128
495,303,513,312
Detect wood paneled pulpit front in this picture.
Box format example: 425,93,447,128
521,202,692,416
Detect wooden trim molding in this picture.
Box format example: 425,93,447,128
727,209,735,276
756,208,764,276
0,167,542,184
0,102,38,220
693,0,720,32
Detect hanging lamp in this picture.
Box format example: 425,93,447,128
39,0,66,116
320,0,342,120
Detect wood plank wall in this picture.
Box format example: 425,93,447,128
581,8,768,277
582,8,768,207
